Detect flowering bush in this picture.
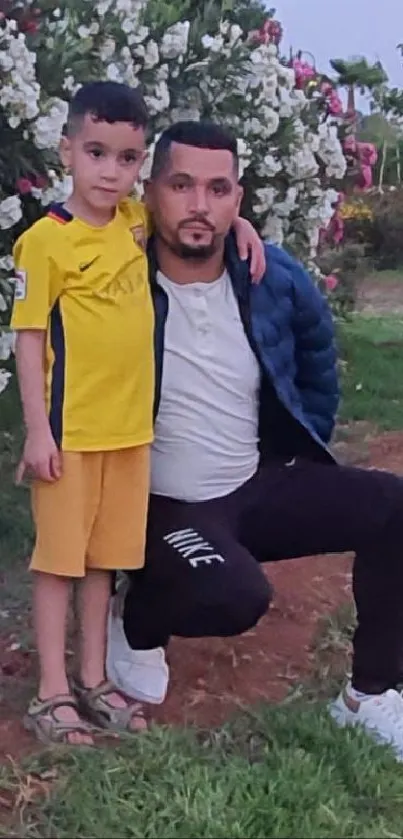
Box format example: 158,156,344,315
348,188,403,270
340,199,373,221
0,0,348,392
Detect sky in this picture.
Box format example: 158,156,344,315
273,0,403,109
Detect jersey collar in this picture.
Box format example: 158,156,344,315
47,203,73,224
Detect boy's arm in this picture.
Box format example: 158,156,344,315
15,331,61,484
12,228,62,483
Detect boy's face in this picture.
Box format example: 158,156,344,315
60,114,147,212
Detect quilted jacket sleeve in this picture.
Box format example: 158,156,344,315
291,262,339,444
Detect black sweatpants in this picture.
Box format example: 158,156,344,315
123,458,403,694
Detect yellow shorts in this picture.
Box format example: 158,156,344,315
30,446,150,577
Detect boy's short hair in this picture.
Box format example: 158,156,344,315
151,121,239,179
66,80,148,137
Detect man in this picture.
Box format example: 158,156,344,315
107,120,403,759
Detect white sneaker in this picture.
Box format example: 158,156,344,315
106,590,169,705
330,682,403,761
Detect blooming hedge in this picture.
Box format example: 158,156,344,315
0,0,349,392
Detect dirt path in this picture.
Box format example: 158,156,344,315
356,275,403,316
1,430,403,760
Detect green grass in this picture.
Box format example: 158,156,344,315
365,268,403,283
339,313,403,429
1,706,403,839
2,315,403,838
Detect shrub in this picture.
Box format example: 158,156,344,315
0,0,347,392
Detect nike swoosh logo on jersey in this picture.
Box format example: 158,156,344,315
79,256,100,272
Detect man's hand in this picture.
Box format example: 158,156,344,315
233,217,266,284
16,427,62,484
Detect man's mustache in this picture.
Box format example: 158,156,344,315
179,217,215,232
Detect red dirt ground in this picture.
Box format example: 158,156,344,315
1,431,403,759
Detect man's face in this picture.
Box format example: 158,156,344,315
60,114,146,212
145,142,243,259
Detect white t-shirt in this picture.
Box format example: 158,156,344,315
151,270,260,502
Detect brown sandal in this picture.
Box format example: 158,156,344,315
73,679,147,733
23,694,94,746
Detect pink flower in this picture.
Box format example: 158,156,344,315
324,274,339,292
20,19,39,33
291,58,316,89
334,217,344,244
343,136,357,154
328,93,344,116
33,174,48,189
16,177,34,194
357,142,378,168
249,18,283,46
356,164,372,190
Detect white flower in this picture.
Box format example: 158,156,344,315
261,107,281,138
253,186,277,215
201,34,224,53
106,62,123,82
228,24,243,44
275,187,298,218
326,188,340,206
33,99,68,149
325,158,346,179
78,22,99,38
145,80,170,114
160,21,190,60
0,25,40,126
0,53,13,72
277,64,295,89
0,330,14,360
0,256,14,272
63,74,80,94
127,25,149,44
0,368,11,395
143,39,159,69
40,174,73,206
0,195,22,229
237,138,252,178
169,106,201,123
99,37,116,61
285,147,319,180
96,0,113,14
262,214,284,245
258,154,282,179
291,89,308,110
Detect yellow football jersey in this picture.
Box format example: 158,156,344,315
11,199,155,451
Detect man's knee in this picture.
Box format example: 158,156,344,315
212,574,273,636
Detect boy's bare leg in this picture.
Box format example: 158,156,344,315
78,569,146,730
33,571,93,745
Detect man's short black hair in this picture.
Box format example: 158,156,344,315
66,80,148,136
151,120,239,178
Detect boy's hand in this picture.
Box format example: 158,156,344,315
233,217,266,284
16,428,62,484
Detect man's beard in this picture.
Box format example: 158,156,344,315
157,230,219,261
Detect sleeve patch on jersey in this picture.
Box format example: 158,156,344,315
13,269,27,301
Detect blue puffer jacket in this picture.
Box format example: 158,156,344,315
149,232,339,465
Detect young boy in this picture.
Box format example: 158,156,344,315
11,81,264,745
